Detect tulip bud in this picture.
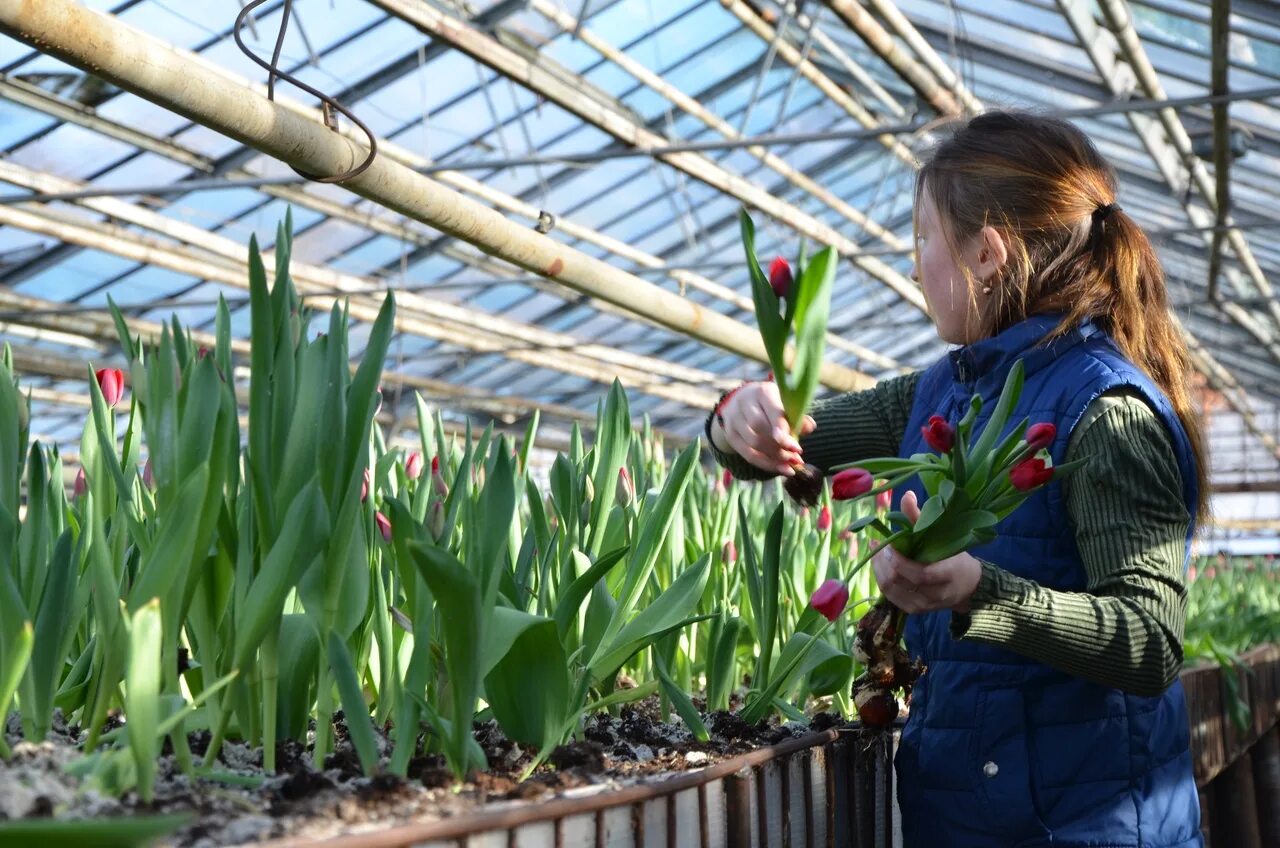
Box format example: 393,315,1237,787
582,475,594,504
472,464,486,491
197,346,211,360
375,511,393,543
1025,422,1057,451
95,367,125,408
722,469,733,489
361,468,371,502
921,415,954,453
1009,457,1053,492
810,579,849,621
713,473,726,496
142,459,154,490
831,468,873,501
373,386,384,417
431,455,440,475
839,528,858,560
405,451,424,481
817,506,832,532
768,256,793,298
722,539,737,564
875,483,892,513
616,467,634,508
428,500,445,541
73,467,87,499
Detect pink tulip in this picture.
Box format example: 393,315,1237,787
375,511,392,543
817,506,832,532
142,459,154,490
832,468,874,501
1025,422,1057,451
95,368,125,408
875,485,892,513
810,579,849,622
722,539,737,564
361,468,371,502
406,452,424,481
73,467,87,499
616,467,635,508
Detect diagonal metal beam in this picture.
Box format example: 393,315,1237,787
364,0,926,313
0,199,727,410
0,23,898,376
859,0,983,114
819,0,962,115
1059,0,1280,342
717,0,919,169
0,0,878,396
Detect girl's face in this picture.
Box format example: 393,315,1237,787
911,188,1004,345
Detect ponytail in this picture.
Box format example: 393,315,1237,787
921,111,1210,523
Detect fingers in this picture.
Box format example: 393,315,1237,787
799,415,817,436
871,545,959,614
901,490,921,524
721,385,803,476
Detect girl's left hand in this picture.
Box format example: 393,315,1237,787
872,490,984,614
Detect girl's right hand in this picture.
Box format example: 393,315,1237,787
710,381,816,477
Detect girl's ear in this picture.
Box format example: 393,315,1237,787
975,225,1009,283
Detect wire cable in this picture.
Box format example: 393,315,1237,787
231,0,377,183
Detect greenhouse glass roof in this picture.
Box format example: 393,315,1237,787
0,0,1279,530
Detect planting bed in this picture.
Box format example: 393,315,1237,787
1,700,855,847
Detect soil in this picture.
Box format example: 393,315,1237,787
0,701,853,847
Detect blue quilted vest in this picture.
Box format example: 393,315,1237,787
893,314,1202,848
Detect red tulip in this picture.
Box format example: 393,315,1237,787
832,468,874,500
722,539,737,564
817,506,832,532
768,256,793,298
921,415,954,453
1009,457,1054,491
1025,422,1056,451
810,579,849,622
406,451,424,480
73,467,87,499
375,511,392,543
722,469,733,489
197,346,211,360
875,484,892,513
616,466,635,508
431,455,440,475
95,368,125,408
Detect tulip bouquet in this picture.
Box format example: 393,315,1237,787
739,210,836,507
824,361,1084,726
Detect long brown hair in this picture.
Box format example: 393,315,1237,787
918,110,1209,521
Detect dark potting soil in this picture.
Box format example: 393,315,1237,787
0,701,853,847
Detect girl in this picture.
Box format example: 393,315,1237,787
708,111,1205,847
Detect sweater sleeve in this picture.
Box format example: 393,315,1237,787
708,372,920,481
949,391,1192,697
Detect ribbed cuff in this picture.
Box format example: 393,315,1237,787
949,561,1011,641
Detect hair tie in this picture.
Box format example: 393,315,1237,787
1092,202,1122,227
